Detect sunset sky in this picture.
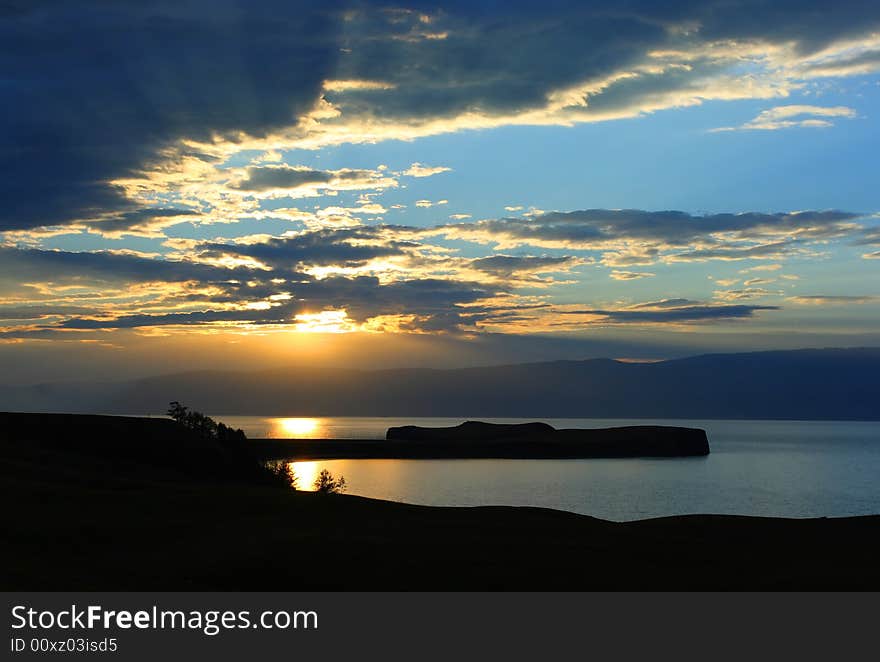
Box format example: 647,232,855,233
2,1,879,382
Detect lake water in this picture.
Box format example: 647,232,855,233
219,416,880,521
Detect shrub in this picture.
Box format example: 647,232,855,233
167,401,246,443
313,469,346,494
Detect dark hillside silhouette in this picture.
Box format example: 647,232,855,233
2,415,878,589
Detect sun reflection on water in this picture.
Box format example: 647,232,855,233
286,461,320,491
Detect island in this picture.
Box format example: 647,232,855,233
252,420,710,460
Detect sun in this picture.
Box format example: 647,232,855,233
294,309,354,333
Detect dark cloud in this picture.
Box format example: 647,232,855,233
4,2,880,233
302,276,498,327
330,5,665,119
193,228,414,268
569,303,779,323
801,49,880,77
0,246,265,285
854,227,880,246
230,166,384,192
49,276,500,332
328,1,880,127
232,166,334,191
57,306,301,330
443,209,861,247
470,255,580,277
0,0,341,230
667,241,795,262
0,304,93,320
630,298,700,309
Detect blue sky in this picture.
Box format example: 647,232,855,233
1,1,879,380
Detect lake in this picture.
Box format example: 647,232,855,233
218,416,880,521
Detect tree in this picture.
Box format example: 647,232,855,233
313,469,346,494
167,401,246,443
167,401,189,424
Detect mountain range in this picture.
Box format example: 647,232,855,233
3,347,878,420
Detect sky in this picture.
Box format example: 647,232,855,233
1,1,879,383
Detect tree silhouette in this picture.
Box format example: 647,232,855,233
313,469,346,494
167,401,246,443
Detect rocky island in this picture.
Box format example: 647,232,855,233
387,420,710,457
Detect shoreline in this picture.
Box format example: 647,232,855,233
250,437,715,460
2,411,879,589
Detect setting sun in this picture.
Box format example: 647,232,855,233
277,417,320,437
294,310,353,333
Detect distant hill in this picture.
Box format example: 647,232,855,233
3,347,879,420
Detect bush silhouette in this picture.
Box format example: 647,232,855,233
167,401,247,444
314,469,346,494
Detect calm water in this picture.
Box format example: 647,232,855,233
219,416,880,521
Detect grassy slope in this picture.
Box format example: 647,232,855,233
2,434,879,590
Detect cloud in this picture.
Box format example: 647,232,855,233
854,226,880,246
82,208,201,238
712,105,857,131
0,246,261,286
564,302,779,324
230,165,395,196
5,2,880,235
469,255,582,278
793,40,880,78
0,305,93,321
190,230,413,270
788,295,878,305
50,274,505,334
431,208,864,266
0,1,340,231
3,200,866,337
714,287,781,301
439,209,861,246
740,264,783,273
323,79,396,92
667,242,795,262
415,199,448,208
402,163,451,178
0,218,791,338
609,270,655,280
